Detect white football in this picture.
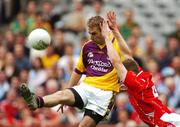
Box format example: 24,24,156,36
28,28,51,50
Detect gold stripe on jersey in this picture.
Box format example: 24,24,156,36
84,68,120,92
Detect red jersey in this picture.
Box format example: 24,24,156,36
124,70,175,127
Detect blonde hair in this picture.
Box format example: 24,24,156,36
87,16,104,30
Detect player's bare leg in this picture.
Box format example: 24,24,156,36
43,89,75,107
20,83,100,127
78,116,96,127
19,83,75,110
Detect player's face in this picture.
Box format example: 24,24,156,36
88,26,105,45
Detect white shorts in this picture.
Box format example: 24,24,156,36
72,82,115,117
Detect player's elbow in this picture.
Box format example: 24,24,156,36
128,50,133,56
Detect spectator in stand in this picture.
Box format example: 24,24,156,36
19,69,29,83
4,30,15,52
126,120,138,127
164,76,178,108
20,108,40,127
10,12,28,36
57,43,79,83
0,70,10,101
155,47,171,70
44,79,61,113
0,32,4,46
127,34,143,58
46,79,59,94
46,66,59,80
10,76,20,91
166,36,180,59
92,0,105,16
28,57,47,92
157,67,175,94
39,108,59,127
159,93,169,108
0,46,7,70
116,109,130,126
62,1,85,33
0,0,21,24
75,35,88,55
41,45,59,69
171,56,180,108
143,35,156,61
110,93,133,124
127,34,144,68
53,29,66,57
35,85,46,97
59,107,81,126
15,33,30,57
171,56,180,85
146,59,162,86
34,11,53,35
85,0,105,22
41,1,60,29
169,18,180,41
41,1,53,24
13,44,31,71
0,88,18,126
120,9,139,40
26,1,37,34
4,53,18,81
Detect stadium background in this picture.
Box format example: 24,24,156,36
0,0,179,127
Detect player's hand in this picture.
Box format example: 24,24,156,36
57,104,65,113
107,11,118,31
100,20,111,39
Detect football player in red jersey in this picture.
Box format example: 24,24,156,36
100,11,180,127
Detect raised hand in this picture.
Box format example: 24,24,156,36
107,11,118,31
100,20,111,39
107,11,132,57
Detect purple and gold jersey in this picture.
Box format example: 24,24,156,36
75,35,124,92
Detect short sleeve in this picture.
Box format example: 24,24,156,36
74,48,86,74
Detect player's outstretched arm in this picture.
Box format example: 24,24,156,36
107,11,132,59
100,20,127,82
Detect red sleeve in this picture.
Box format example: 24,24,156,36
124,71,144,92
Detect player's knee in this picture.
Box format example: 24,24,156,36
56,90,75,104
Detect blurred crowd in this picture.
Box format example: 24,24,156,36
0,0,179,127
